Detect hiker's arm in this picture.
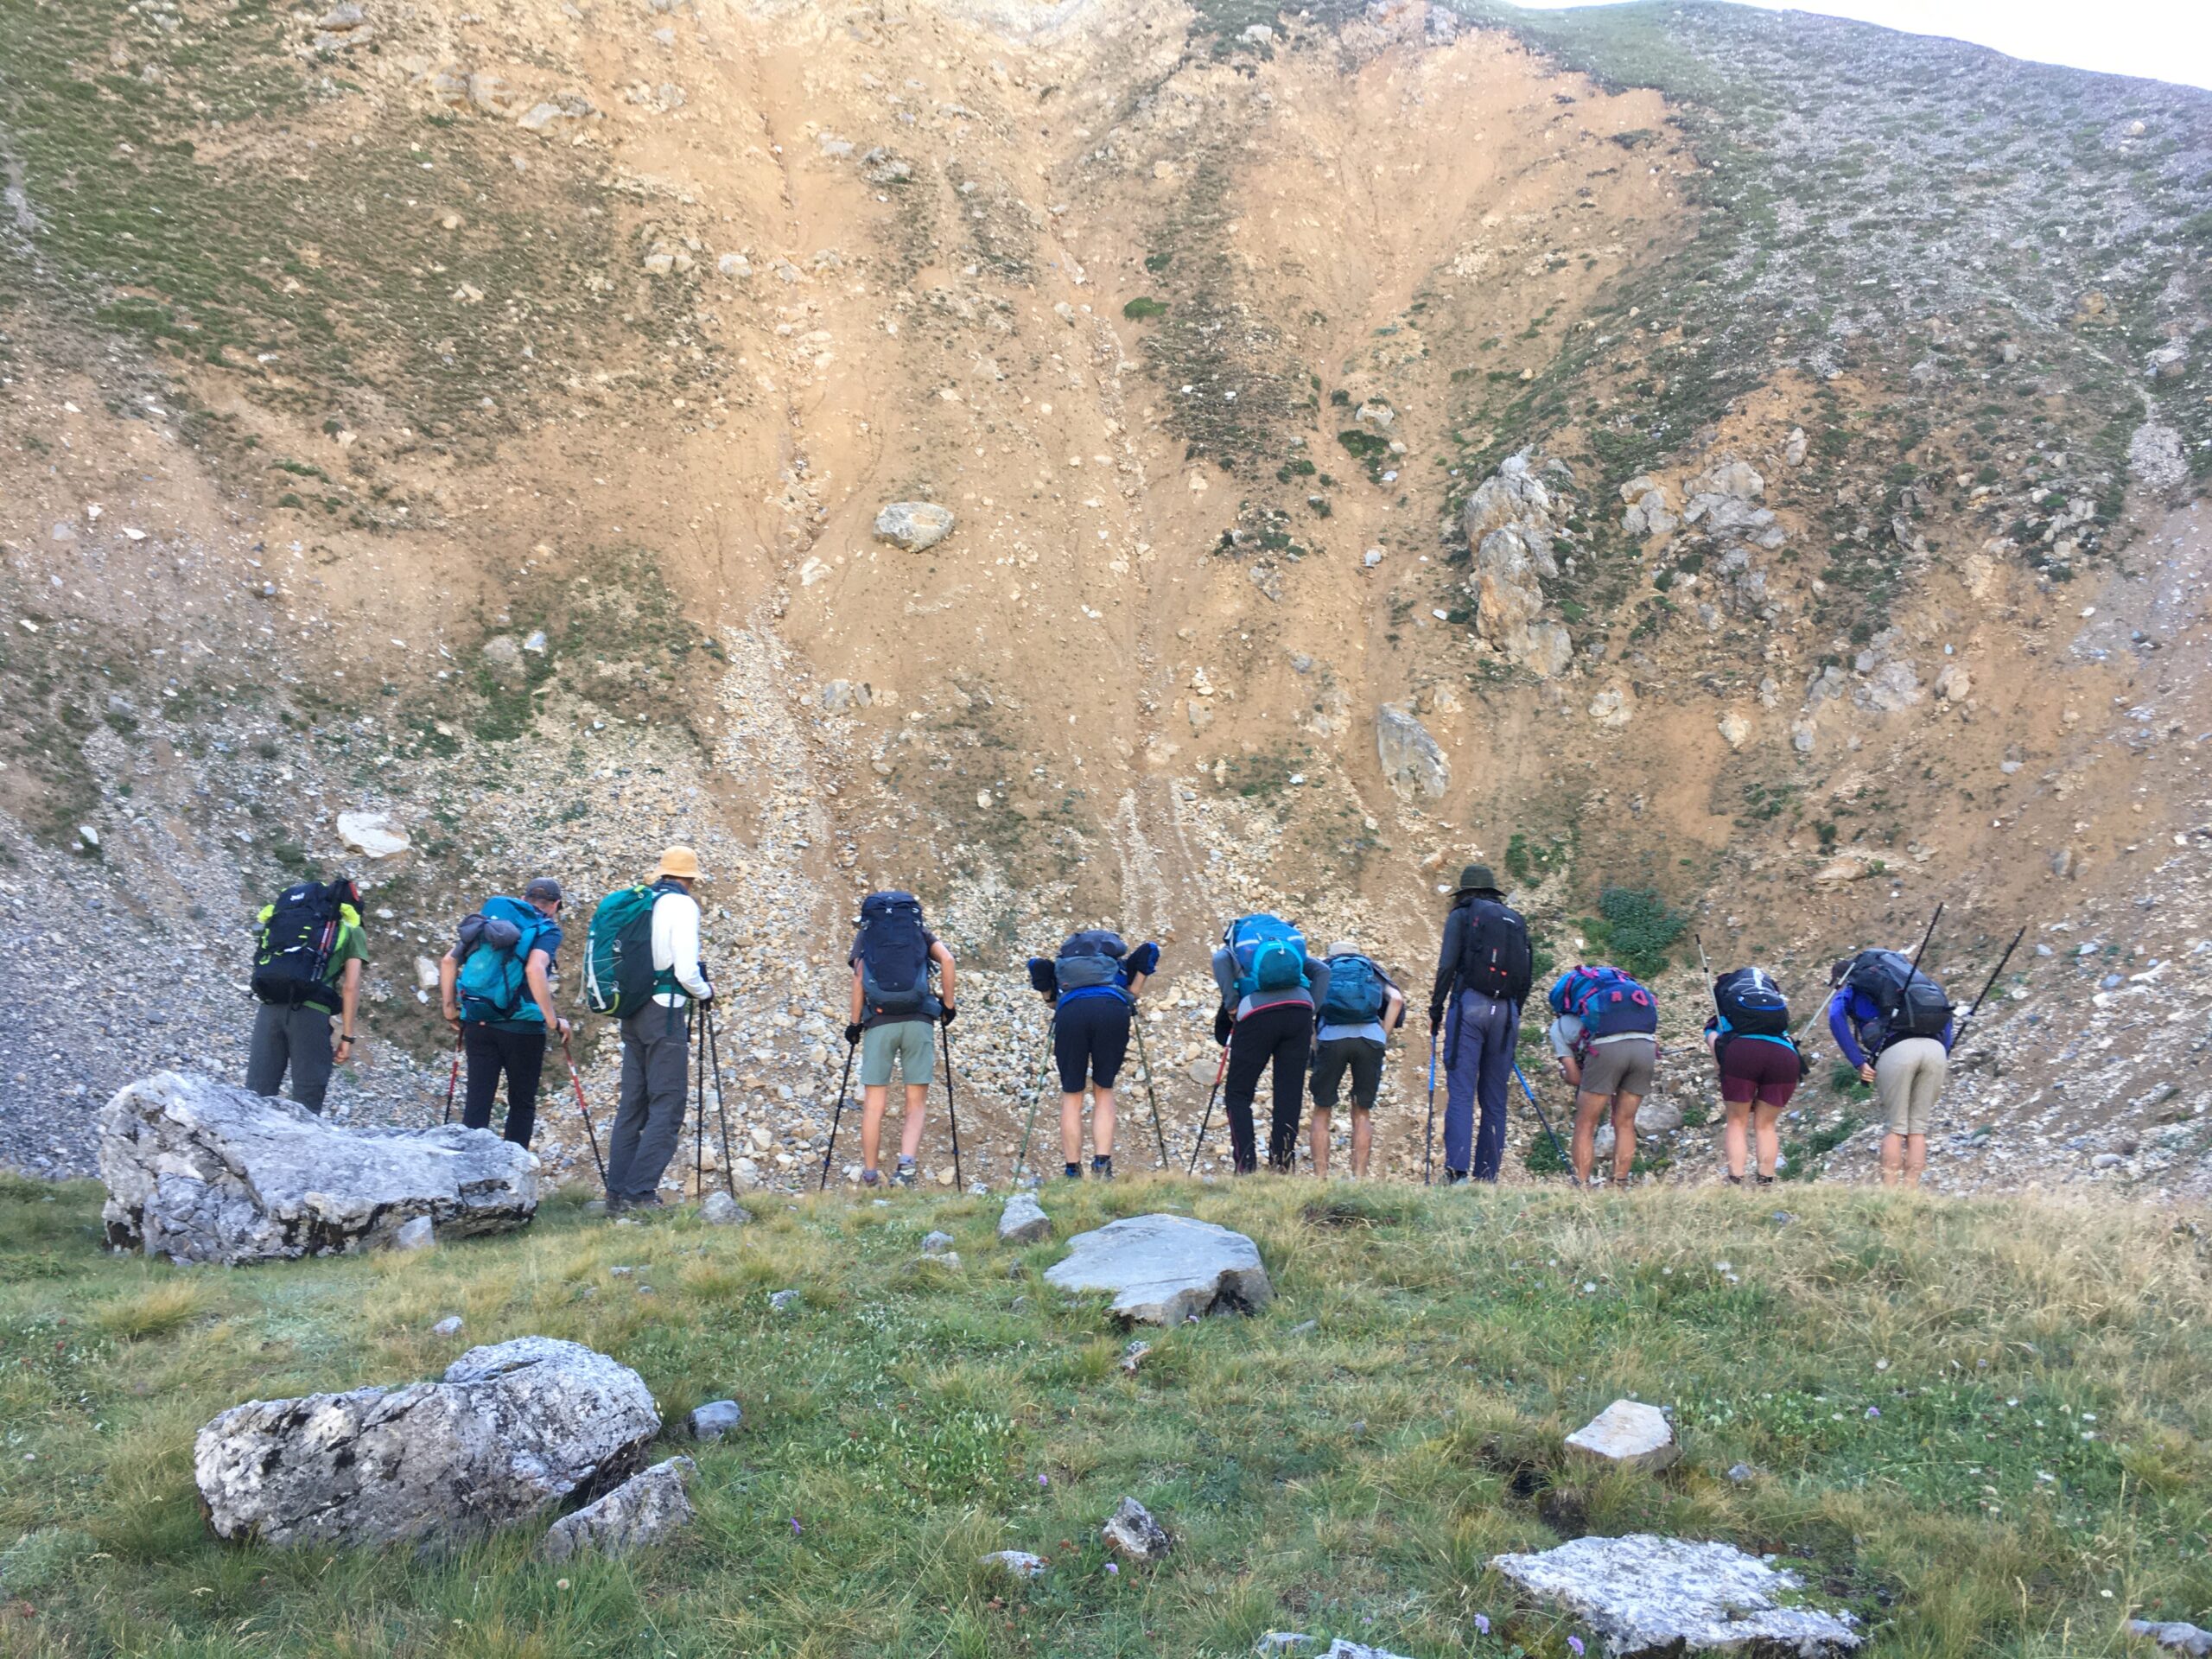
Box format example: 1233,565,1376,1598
1383,984,1407,1033
931,939,956,1009
1827,989,1867,1071
337,958,362,1060
1429,910,1461,1027
668,898,711,1001
1306,955,1332,1010
849,963,865,1027
439,950,460,1027
1124,941,1160,1000
526,948,569,1039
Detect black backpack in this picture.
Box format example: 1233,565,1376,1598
1845,950,1952,1046
1055,929,1127,992
252,880,355,1009
1713,966,1790,1038
1454,896,1534,1004
857,891,934,1020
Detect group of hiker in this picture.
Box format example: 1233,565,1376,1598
242,853,2000,1203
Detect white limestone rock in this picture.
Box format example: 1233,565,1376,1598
1565,1399,1679,1471
999,1192,1052,1244
1101,1495,1171,1561
540,1455,696,1561
874,500,956,551
1493,1534,1859,1656
1045,1213,1271,1325
195,1338,659,1548
99,1071,537,1265
1375,702,1449,800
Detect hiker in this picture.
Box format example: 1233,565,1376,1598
846,889,957,1188
1701,965,1802,1185
439,877,569,1147
1547,964,1660,1189
245,875,366,1114
1426,863,1535,1183
1311,939,1405,1179
1827,949,1955,1187
1211,914,1331,1173
597,849,714,1213
1026,930,1161,1180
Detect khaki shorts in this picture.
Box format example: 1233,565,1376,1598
1875,1037,1948,1135
1580,1036,1656,1098
861,1019,937,1089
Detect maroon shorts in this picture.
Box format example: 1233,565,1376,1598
1718,1039,1800,1108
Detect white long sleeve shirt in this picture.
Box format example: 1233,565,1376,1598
650,889,713,1006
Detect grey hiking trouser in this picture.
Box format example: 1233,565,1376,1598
245,1001,337,1114
604,1003,690,1203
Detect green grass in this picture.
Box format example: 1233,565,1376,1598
3,1173,2207,1656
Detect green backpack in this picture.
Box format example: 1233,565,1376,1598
584,884,665,1015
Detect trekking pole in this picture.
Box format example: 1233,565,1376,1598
938,1021,965,1193
1950,925,2028,1053
442,1031,461,1126
1422,1027,1439,1186
820,1037,857,1192
1130,1015,1171,1170
1013,1016,1057,1184
1188,1045,1229,1174
1907,903,1944,982
692,1005,708,1203
703,1005,738,1200
1695,933,1723,1020
558,1028,608,1187
1513,1061,1577,1186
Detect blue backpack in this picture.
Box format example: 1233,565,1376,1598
1319,953,1388,1025
1228,914,1308,999
456,896,544,1023
1548,964,1657,1038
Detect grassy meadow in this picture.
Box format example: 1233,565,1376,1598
0,1172,2207,1657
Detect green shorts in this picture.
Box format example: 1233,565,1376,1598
861,1020,937,1088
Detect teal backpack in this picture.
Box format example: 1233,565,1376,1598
585,884,667,1015
455,896,543,1023
1319,953,1389,1025
1227,914,1308,999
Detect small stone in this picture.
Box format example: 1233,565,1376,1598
1255,1636,1315,1656
2129,1621,2212,1658
979,1549,1046,1579
433,1315,464,1336
687,1400,741,1441
999,1192,1052,1244
1120,1339,1153,1374
1726,1461,1757,1484
699,1192,751,1225
392,1216,435,1251
1564,1399,1678,1471
1717,711,1751,751
336,810,410,859
921,1230,956,1255
769,1288,800,1314
874,500,956,551
1101,1496,1171,1561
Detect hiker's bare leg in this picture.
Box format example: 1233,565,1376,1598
900,1084,929,1161
1880,1131,1905,1185
1611,1093,1643,1185
1092,1086,1116,1160
1350,1107,1373,1178
861,1084,889,1171
1308,1106,1332,1179
1060,1092,1085,1165
1572,1091,1608,1185
1723,1099,1751,1179
1904,1132,1928,1185
1754,1103,1783,1178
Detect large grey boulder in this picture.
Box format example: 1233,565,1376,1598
874,500,955,551
194,1338,659,1548
540,1456,696,1561
1492,1535,1860,1656
1045,1213,1271,1325
99,1072,537,1265
1375,703,1448,800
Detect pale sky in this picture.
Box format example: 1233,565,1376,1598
1509,0,2212,92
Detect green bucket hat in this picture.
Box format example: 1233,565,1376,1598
1456,863,1503,895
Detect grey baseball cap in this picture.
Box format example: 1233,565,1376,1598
524,876,564,904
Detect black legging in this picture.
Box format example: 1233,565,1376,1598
462,1022,546,1147
1224,1001,1312,1173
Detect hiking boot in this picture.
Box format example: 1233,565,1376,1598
1090,1156,1113,1182
603,1196,629,1217
893,1156,918,1188
860,1167,882,1189
1723,1172,1745,1186
1063,1163,1083,1180
1754,1173,1777,1187
1443,1168,1469,1185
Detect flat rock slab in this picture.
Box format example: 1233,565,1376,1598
541,1456,696,1561
999,1192,1052,1244
99,1071,536,1265
194,1337,659,1548
1565,1399,1679,1472
1045,1213,1271,1325
1492,1534,1860,1656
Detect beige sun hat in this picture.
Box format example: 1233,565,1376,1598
653,846,704,882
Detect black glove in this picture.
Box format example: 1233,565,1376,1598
1213,1007,1234,1047
1128,941,1161,977
1428,1007,1443,1035
939,1004,957,1027
844,1022,862,1047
